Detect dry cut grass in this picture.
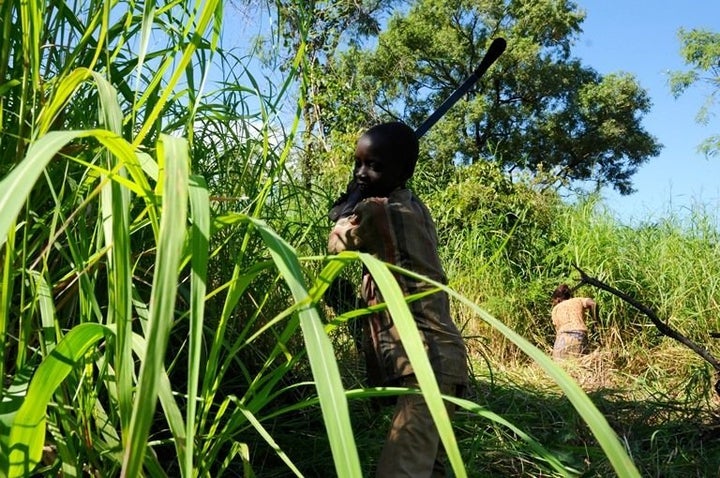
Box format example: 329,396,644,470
464,340,720,477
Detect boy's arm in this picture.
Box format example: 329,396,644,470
328,199,385,255
328,215,362,253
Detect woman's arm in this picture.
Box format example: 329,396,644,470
583,298,598,322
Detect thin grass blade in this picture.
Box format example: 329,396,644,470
121,135,189,477
355,252,466,478
251,218,362,478
184,174,210,476
5,323,108,477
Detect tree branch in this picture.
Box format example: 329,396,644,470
572,264,720,377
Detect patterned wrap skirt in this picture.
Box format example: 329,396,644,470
552,330,588,359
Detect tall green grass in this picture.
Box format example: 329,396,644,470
432,189,720,476
0,0,673,476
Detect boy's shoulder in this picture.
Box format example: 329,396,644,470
358,188,428,216
387,187,417,203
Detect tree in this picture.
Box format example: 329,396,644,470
313,0,661,195
266,0,400,186
669,28,720,158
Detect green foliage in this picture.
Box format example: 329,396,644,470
422,161,565,318
269,0,400,185
0,0,344,475
565,206,720,345
433,187,720,476
309,0,661,195
669,27,720,158
1,0,719,476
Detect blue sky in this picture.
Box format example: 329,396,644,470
573,0,720,224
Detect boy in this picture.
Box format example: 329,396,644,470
328,121,467,477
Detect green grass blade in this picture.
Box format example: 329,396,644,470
383,258,642,478
27,272,57,357
36,68,90,134
121,134,189,477
0,364,34,472
5,323,108,478
355,252,466,478
447,394,574,476
340,387,571,475
251,218,362,478
0,215,17,398
125,327,186,475
184,174,210,476
198,264,261,431
0,131,80,248
132,0,220,147
457,301,639,476
235,402,303,477
0,128,153,248
96,69,135,439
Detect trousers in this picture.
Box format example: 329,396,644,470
375,376,462,478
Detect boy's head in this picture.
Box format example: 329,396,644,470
353,121,419,198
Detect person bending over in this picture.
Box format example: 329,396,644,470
551,283,596,360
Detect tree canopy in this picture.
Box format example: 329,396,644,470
669,27,720,158
299,0,662,195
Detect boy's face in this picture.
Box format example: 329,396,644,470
353,133,406,198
